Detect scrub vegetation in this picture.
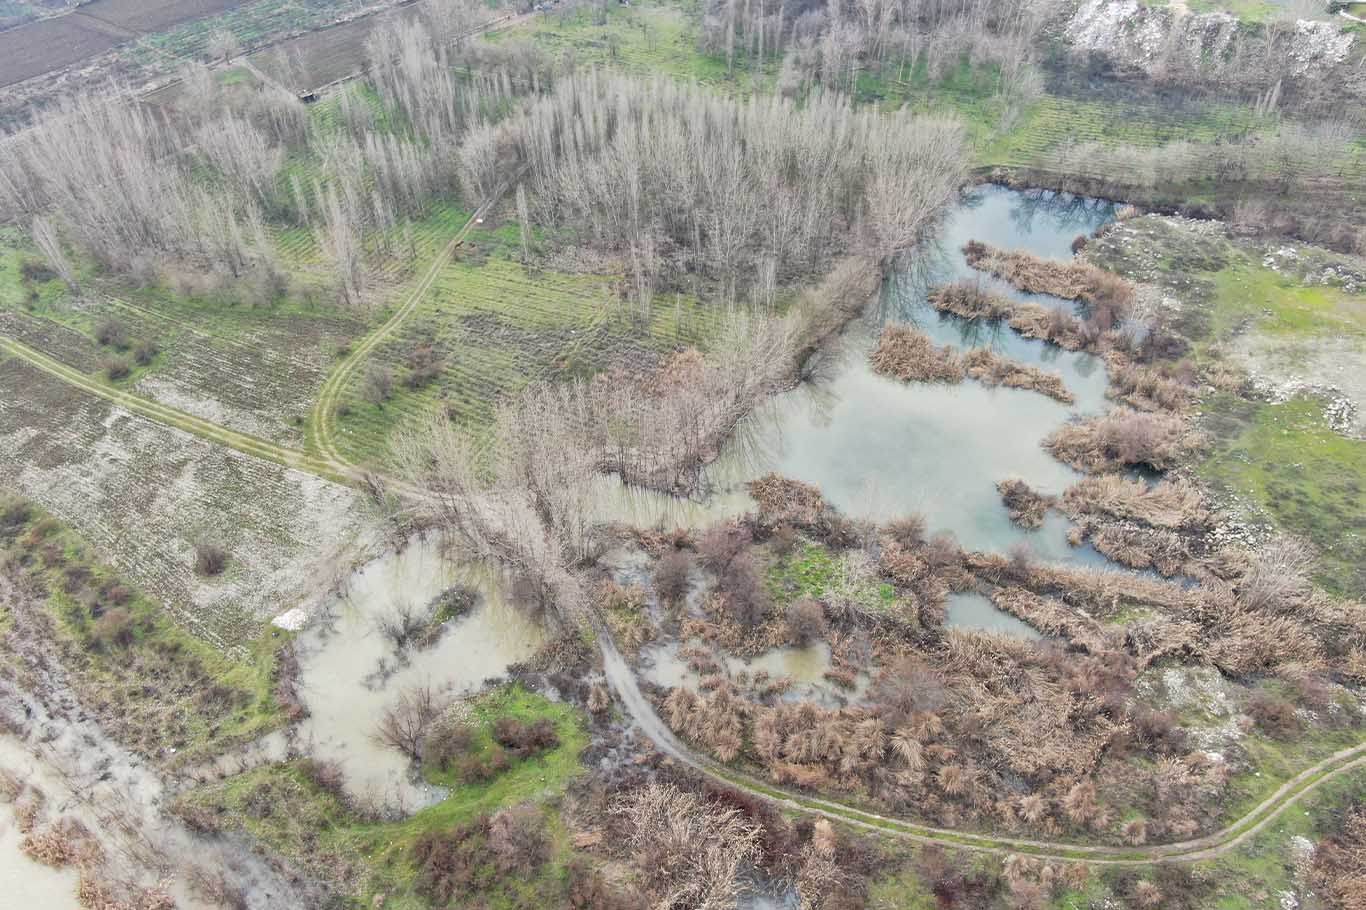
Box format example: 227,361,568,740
1,0,1364,907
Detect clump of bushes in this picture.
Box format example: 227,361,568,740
785,596,827,645
653,550,692,604
869,325,963,383
962,347,1074,403
193,538,228,577
1044,409,1199,472
928,282,1014,321
362,364,393,405
996,477,1055,529
93,317,128,349
491,716,559,758
412,805,549,904
103,357,131,381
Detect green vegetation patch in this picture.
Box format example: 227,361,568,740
0,494,287,761
1199,392,1366,596
183,683,588,908
766,541,839,605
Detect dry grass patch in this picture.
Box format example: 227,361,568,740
869,325,963,383
1044,409,1201,472
963,347,1074,402
996,477,1056,529
962,240,1135,315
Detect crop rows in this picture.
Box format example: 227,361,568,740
329,251,727,464
0,355,362,652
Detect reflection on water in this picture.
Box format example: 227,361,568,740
280,537,547,810
597,185,1116,565
944,592,1042,641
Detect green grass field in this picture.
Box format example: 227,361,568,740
184,683,589,908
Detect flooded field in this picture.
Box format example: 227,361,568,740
276,536,549,809
599,186,1116,566
944,591,1043,640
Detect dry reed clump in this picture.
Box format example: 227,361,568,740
1310,804,1366,910
963,348,1075,402
613,782,763,910
996,478,1056,529
1061,475,1210,533
1006,302,1088,351
927,282,1015,321
961,241,1135,315
1044,409,1200,472
869,325,964,383
20,818,101,868
988,589,1115,654
1104,352,1194,413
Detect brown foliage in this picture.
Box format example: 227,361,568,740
997,478,1056,529
488,803,548,874
1044,410,1198,472
654,550,693,604
1311,804,1366,910
374,682,447,760
869,325,964,383
786,597,828,645
193,538,228,577
491,716,559,758
697,522,751,574
928,281,1015,321
963,348,1074,403
961,240,1134,315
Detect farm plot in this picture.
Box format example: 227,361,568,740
247,1,425,92
0,353,366,651
330,234,725,465
77,0,247,33
0,12,127,86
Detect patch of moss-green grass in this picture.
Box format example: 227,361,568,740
185,683,588,907
1198,392,1366,597
766,541,839,605
0,495,287,761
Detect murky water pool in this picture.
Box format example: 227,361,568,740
944,591,1043,640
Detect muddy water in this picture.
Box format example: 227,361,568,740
0,744,79,909
944,591,1043,640
283,537,548,810
642,637,868,706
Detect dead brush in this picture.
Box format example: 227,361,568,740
1044,409,1199,472
1006,302,1088,350
996,478,1056,530
1105,353,1193,412
869,325,964,383
1061,474,1210,532
961,240,1135,315
928,282,1015,321
962,348,1074,402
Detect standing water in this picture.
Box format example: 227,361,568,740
229,537,549,811
598,185,1115,568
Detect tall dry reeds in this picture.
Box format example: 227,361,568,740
869,325,964,382
963,347,1074,402
1044,410,1200,472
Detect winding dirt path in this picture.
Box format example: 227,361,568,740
598,635,1366,865
308,187,510,467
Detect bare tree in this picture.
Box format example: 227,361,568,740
30,216,76,291
374,681,447,760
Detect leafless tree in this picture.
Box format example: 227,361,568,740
30,216,76,291
374,681,448,760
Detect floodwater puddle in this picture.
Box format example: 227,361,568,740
596,185,1117,566
944,591,1043,640
254,536,548,811
641,638,868,706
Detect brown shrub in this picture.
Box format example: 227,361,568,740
362,364,394,405
193,538,228,577
653,550,692,604
90,607,136,649
491,716,559,758
786,596,827,645
413,818,491,905
718,553,770,629
697,522,750,574
997,478,1055,529
961,240,1134,316
883,514,927,550
94,317,128,349
375,683,447,760
1310,804,1366,910
1044,410,1197,472
963,348,1074,403
928,281,1015,321
1245,691,1302,737
420,719,474,771
488,804,547,874
297,757,347,800
869,325,964,383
